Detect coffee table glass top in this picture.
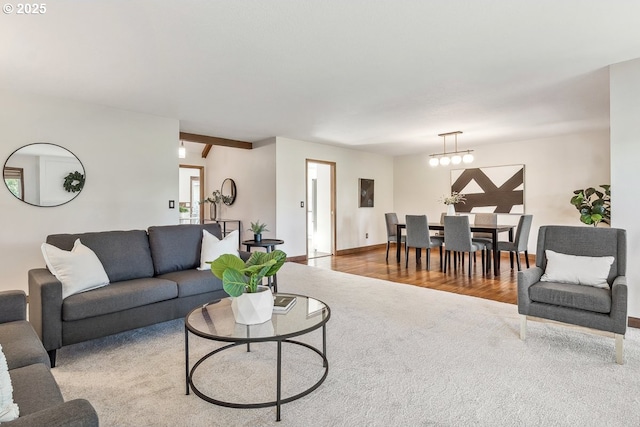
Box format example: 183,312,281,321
185,293,330,342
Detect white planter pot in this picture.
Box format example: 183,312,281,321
446,204,456,216
231,286,274,325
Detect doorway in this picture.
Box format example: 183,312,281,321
306,160,336,259
179,165,204,224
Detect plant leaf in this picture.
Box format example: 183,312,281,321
222,268,248,297
210,254,246,279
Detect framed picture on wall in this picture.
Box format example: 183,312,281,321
451,165,525,213
359,178,374,207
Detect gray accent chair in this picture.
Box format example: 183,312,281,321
385,213,405,261
497,214,533,271
518,225,627,364
405,215,442,269
443,216,484,277
0,290,99,426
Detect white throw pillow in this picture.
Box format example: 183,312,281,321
0,344,19,422
41,239,110,299
198,229,239,270
540,249,614,289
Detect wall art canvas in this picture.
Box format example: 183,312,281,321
451,165,524,214
359,178,374,207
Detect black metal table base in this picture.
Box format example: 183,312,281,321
185,326,328,421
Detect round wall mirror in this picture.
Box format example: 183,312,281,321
3,143,86,207
221,178,236,205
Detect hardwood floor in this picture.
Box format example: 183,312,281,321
303,245,521,305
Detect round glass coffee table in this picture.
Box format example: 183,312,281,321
185,293,330,421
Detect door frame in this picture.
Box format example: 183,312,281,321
305,159,336,259
179,164,205,223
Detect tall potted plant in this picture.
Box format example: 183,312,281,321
210,250,286,324
570,185,610,227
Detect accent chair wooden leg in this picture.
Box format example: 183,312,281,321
615,334,624,365
520,315,527,340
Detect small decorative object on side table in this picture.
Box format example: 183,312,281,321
248,220,269,242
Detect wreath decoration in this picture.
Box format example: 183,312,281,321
63,171,85,193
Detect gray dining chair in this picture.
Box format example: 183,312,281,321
497,215,533,271
405,215,441,269
385,213,405,261
443,215,484,277
472,213,497,273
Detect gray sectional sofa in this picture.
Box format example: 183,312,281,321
0,290,99,426
29,223,237,367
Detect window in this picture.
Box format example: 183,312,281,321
3,167,24,200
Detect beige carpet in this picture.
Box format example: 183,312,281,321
52,262,640,426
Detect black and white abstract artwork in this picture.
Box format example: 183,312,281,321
451,165,524,213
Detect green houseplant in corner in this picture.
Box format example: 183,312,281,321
248,220,269,242
570,185,611,227
210,249,286,324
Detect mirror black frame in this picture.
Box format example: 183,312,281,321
3,143,86,207
221,178,236,205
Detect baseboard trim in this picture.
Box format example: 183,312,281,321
336,243,386,256
287,255,308,263
629,317,640,329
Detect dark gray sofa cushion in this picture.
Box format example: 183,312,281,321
62,278,178,321
529,281,611,314
148,224,223,275
9,363,64,416
47,230,154,282
0,321,50,370
157,269,224,298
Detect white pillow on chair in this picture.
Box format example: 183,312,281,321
540,249,614,289
198,229,239,270
41,239,110,299
0,344,19,422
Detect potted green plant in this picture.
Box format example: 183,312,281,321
210,250,286,324
179,205,189,218
570,185,610,227
248,220,269,242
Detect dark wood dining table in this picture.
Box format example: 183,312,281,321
396,222,515,275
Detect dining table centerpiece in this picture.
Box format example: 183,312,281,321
210,249,287,324
440,192,466,215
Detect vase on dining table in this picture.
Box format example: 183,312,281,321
446,204,456,216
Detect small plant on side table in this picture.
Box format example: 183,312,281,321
249,220,269,242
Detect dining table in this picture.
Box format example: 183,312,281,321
396,222,515,275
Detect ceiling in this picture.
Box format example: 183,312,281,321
2,1,640,156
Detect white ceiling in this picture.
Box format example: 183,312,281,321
2,1,640,156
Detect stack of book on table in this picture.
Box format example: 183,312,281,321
273,295,296,314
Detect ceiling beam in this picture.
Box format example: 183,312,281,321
179,132,253,150
201,144,212,158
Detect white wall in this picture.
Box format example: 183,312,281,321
0,90,179,293
204,138,277,243
275,137,395,258
610,58,640,318
394,130,611,254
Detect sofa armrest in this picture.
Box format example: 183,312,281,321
239,250,251,261
28,269,63,352
610,275,628,335
0,290,26,323
517,266,543,315
4,399,99,427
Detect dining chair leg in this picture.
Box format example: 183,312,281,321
405,246,409,268
509,251,514,269
439,246,443,271
386,241,390,261
524,251,530,268
443,250,448,273
481,250,485,275
516,251,522,271
468,252,472,277
416,248,422,263
426,248,431,271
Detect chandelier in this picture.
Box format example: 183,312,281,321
429,131,474,167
